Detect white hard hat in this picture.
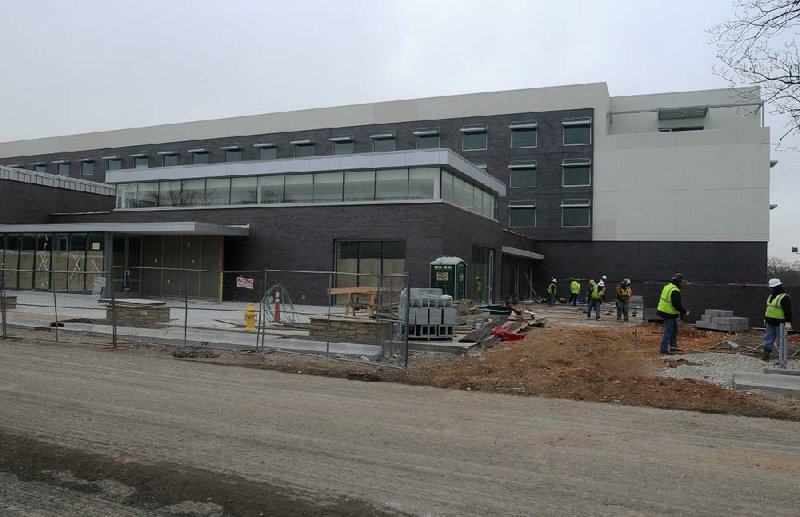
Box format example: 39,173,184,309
768,278,782,288
598,280,605,287
552,278,557,282
602,275,607,280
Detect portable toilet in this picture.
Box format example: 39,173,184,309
429,256,467,300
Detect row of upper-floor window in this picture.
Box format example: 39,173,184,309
11,118,593,177
507,159,592,188
508,199,592,228
114,168,498,220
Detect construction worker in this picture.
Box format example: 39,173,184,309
657,273,688,355
586,279,605,320
616,278,631,321
762,278,792,361
568,278,581,306
547,278,557,306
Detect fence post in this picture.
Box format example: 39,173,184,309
326,271,332,358
779,322,788,369
255,270,264,351
1,266,6,339
404,273,410,369
52,280,59,343
110,271,117,348
183,269,189,347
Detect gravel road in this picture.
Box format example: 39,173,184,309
1,339,799,516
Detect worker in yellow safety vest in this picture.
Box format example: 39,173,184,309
568,278,581,306
586,279,605,320
547,278,557,306
762,278,793,361
657,273,688,355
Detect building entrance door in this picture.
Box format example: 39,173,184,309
112,235,142,296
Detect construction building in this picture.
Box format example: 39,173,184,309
0,82,772,302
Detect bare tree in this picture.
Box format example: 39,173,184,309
711,0,800,144
767,256,800,284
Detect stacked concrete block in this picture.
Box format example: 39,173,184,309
695,309,749,332
400,288,456,339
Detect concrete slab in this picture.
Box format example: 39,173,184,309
732,371,800,399
763,368,800,377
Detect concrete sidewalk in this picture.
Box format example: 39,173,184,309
732,370,800,399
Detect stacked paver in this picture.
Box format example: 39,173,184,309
695,309,749,332
400,288,456,339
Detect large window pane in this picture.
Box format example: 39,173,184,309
34,234,51,290
294,143,314,157
359,241,382,286
51,234,69,291
107,158,122,171
205,178,230,205
67,234,86,292
136,182,159,208
472,187,483,214
510,167,537,187
284,174,313,203
116,183,137,209
181,179,205,206
510,207,536,227
563,207,591,227
375,169,408,200
441,171,453,202
313,172,343,202
230,177,258,205
134,156,149,169
57,163,70,176
3,235,20,289
258,175,284,203
463,183,475,210
225,149,242,162
192,152,209,165
162,154,178,167
343,170,375,202
453,176,465,207
158,181,182,207
409,168,439,199
563,166,591,186
81,161,94,176
462,131,487,151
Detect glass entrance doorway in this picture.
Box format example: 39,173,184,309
471,246,494,304
112,235,142,295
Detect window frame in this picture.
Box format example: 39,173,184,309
561,159,592,187
461,125,488,152
330,136,354,155
509,121,538,149
370,132,396,153
562,117,593,146
508,201,537,228
561,199,592,228
291,139,315,158
255,143,277,161
414,129,440,149
80,160,94,176
508,161,537,188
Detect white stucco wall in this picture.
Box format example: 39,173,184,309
592,126,770,242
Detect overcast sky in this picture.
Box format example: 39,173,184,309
0,0,797,261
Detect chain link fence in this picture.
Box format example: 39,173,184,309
0,267,410,368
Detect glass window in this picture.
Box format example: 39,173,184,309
294,143,314,157
563,207,591,227
373,137,395,153
563,165,591,186
416,134,440,149
162,154,178,167
158,180,182,207
258,175,284,203
333,140,354,155
441,171,453,203
80,161,94,176
563,121,592,145
136,182,159,208
34,164,47,173
57,163,70,176
116,183,137,209
335,240,406,288
409,168,439,199
511,128,537,148
375,169,408,200
463,183,475,210
284,174,313,203
482,191,492,219
181,179,205,206
453,176,465,207
107,158,121,171
134,156,149,169
258,146,277,160
510,205,536,227
313,172,343,202
462,129,487,151
192,152,209,165
343,170,375,201
510,166,537,188
225,149,242,162
205,178,230,205
230,176,257,204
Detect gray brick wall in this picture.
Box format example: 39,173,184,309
0,179,114,224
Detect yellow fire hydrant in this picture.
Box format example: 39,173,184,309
244,302,257,332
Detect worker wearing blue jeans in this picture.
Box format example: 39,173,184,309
586,280,604,320
657,273,688,355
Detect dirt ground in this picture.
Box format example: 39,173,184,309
164,321,800,422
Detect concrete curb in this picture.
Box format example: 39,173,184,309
732,371,800,399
